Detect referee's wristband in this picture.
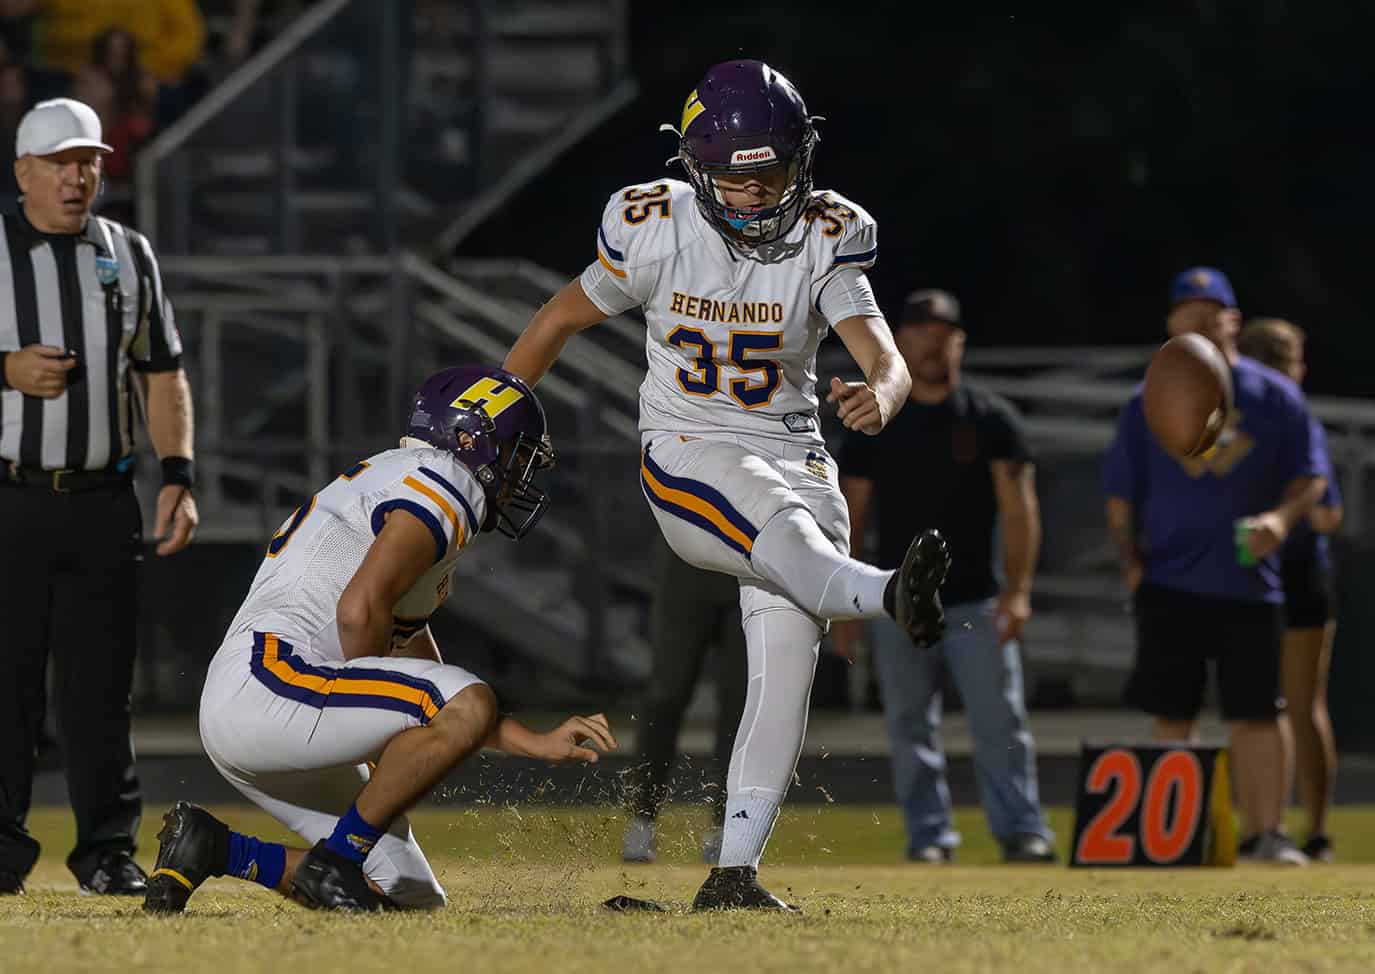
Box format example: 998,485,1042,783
160,456,196,489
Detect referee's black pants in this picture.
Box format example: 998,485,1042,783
629,541,748,824
0,479,142,881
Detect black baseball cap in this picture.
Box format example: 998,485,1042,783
900,288,962,328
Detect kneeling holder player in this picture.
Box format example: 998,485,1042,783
144,366,615,913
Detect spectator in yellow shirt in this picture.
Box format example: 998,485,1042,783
34,0,205,85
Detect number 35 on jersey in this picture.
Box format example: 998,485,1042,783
1070,742,1237,868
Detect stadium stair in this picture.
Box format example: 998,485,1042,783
152,0,631,256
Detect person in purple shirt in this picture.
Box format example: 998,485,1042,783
1237,318,1343,863
1103,268,1327,865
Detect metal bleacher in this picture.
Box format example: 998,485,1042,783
130,1,1375,711
893,344,1375,705
138,0,634,256
131,0,646,704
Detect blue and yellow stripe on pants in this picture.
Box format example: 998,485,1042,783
639,447,758,558
250,632,446,724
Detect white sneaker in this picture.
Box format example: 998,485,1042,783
701,826,723,865
1238,829,1309,866
621,816,656,864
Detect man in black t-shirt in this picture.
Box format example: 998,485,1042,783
835,289,1054,863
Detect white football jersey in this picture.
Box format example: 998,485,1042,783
223,446,487,662
579,178,880,444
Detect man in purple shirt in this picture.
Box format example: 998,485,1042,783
1103,267,1327,865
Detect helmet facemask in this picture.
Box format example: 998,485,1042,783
444,399,555,540
489,432,556,540
677,126,816,248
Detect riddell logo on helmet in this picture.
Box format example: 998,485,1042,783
731,146,777,165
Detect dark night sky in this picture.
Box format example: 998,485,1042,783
457,1,1375,397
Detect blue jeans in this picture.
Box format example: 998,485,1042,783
871,598,1052,853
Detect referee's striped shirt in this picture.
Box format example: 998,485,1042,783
0,209,182,471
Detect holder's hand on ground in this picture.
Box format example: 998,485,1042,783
4,345,75,398
535,714,617,764
827,377,885,434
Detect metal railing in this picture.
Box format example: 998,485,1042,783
462,273,1375,533
153,253,652,685
159,252,640,510
137,0,635,257
959,345,1375,536
135,0,353,251
156,241,1375,703
947,346,1375,695
432,80,638,253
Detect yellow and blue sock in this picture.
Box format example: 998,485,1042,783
226,832,286,890
324,803,385,865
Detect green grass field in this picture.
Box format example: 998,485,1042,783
3,803,1375,973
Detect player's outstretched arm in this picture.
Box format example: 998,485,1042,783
827,314,911,435
337,510,440,660
483,713,618,764
503,279,609,387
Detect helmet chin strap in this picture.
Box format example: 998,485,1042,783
402,433,497,485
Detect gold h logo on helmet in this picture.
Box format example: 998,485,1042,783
681,89,705,132
450,377,524,418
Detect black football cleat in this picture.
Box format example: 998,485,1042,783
78,850,148,896
291,841,390,912
692,866,800,913
894,529,951,649
0,871,23,895
144,801,231,913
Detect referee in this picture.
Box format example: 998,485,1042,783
0,99,198,896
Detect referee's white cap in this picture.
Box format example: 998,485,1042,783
15,98,112,158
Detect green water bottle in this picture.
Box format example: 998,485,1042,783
1235,519,1257,567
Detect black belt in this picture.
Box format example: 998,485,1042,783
4,462,133,493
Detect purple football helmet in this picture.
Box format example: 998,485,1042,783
665,59,820,247
405,365,555,540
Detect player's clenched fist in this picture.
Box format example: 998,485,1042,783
534,713,618,764
827,376,886,434
4,344,75,398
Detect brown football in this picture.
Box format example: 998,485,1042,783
1142,333,1234,458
